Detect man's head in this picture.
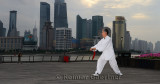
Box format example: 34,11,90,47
102,28,109,38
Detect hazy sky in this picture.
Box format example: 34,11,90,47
0,0,160,47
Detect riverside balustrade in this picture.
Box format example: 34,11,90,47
0,55,100,63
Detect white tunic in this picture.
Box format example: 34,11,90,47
91,35,115,60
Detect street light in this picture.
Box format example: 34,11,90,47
121,37,123,51
64,34,66,56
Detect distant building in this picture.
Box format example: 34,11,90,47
112,16,127,51
7,10,19,37
92,15,104,38
17,31,20,36
72,37,79,49
23,34,37,51
41,21,54,50
131,38,139,50
55,28,72,50
76,15,103,49
40,2,50,48
0,20,2,28
125,31,132,51
138,40,148,53
147,42,153,53
131,38,149,53
33,25,38,42
85,19,92,39
154,41,160,53
0,20,6,37
77,15,103,39
76,15,92,39
24,30,31,36
0,28,6,37
76,15,83,40
54,0,68,28
80,38,93,50
0,37,23,51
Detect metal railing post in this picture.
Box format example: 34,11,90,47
50,56,52,62
33,56,34,62
11,56,12,63
42,56,44,62
2,56,4,63
29,56,30,62
81,56,84,61
75,56,78,61
89,56,91,60
58,56,60,62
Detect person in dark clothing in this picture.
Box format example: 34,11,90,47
18,52,22,64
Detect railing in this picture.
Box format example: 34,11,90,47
0,55,100,63
0,54,138,63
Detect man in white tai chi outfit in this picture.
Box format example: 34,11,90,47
90,28,123,76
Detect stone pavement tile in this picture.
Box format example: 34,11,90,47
0,62,160,84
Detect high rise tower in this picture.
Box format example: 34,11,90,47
42,21,54,50
76,15,93,39
40,2,50,48
76,15,83,40
7,10,18,37
92,15,104,38
0,20,6,37
54,0,68,28
112,16,127,51
33,23,38,42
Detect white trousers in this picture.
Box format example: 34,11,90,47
95,56,122,75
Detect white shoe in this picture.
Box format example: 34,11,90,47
117,73,123,76
92,73,99,76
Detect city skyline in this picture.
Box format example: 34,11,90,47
0,0,160,47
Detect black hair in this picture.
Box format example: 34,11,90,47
103,28,109,35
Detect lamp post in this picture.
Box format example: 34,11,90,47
121,37,123,51
64,34,66,56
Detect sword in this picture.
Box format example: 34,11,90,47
92,50,96,60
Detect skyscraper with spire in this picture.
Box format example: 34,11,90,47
33,23,38,42
54,0,68,28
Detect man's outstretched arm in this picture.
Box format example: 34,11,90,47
90,40,102,51
95,38,110,52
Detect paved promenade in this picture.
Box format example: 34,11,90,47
0,62,160,84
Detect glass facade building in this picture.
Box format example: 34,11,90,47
0,20,6,37
39,2,50,48
92,16,104,38
54,0,68,28
7,10,18,37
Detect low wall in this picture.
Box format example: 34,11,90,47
117,57,160,70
